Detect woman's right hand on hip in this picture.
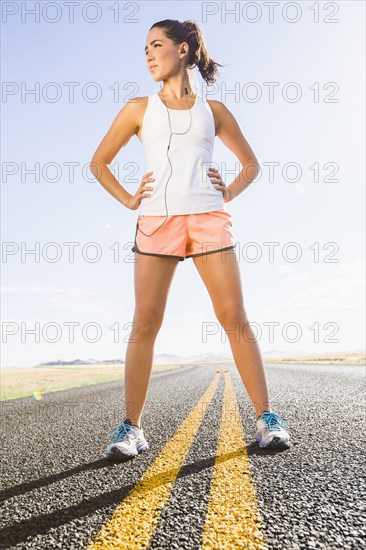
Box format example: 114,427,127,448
124,171,155,210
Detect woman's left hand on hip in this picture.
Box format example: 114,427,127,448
207,167,233,203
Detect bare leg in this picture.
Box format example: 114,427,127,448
124,253,180,428
193,249,270,418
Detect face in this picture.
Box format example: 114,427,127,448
145,27,187,81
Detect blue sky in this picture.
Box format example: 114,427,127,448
1,1,365,366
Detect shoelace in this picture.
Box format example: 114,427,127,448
108,421,137,443
260,411,287,430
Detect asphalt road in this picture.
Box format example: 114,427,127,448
1,362,365,549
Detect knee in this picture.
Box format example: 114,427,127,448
215,303,249,328
133,307,164,336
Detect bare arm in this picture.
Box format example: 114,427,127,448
209,100,261,200
90,97,153,208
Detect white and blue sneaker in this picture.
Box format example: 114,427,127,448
105,418,149,461
255,410,291,449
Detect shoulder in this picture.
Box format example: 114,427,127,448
122,95,149,114
206,99,233,118
117,96,149,134
206,99,233,134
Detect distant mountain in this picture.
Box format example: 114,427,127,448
37,358,124,367
184,353,233,362
36,352,233,367
263,350,306,356
36,350,364,367
153,352,233,364
153,353,184,363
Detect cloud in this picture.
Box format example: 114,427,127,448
1,283,102,296
1,283,127,316
267,258,365,318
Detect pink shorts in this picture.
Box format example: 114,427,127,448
131,209,236,261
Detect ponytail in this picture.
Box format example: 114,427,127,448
182,20,224,85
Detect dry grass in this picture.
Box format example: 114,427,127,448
0,363,182,401
264,351,365,365
1,352,364,401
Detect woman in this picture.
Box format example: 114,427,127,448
90,19,291,461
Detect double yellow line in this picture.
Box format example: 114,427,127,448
87,369,266,549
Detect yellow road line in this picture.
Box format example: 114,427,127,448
201,370,267,550
87,371,221,549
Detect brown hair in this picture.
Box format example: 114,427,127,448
149,19,224,84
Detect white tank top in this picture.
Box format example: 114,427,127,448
138,92,225,216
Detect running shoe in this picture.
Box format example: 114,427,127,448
105,418,149,461
255,410,291,449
